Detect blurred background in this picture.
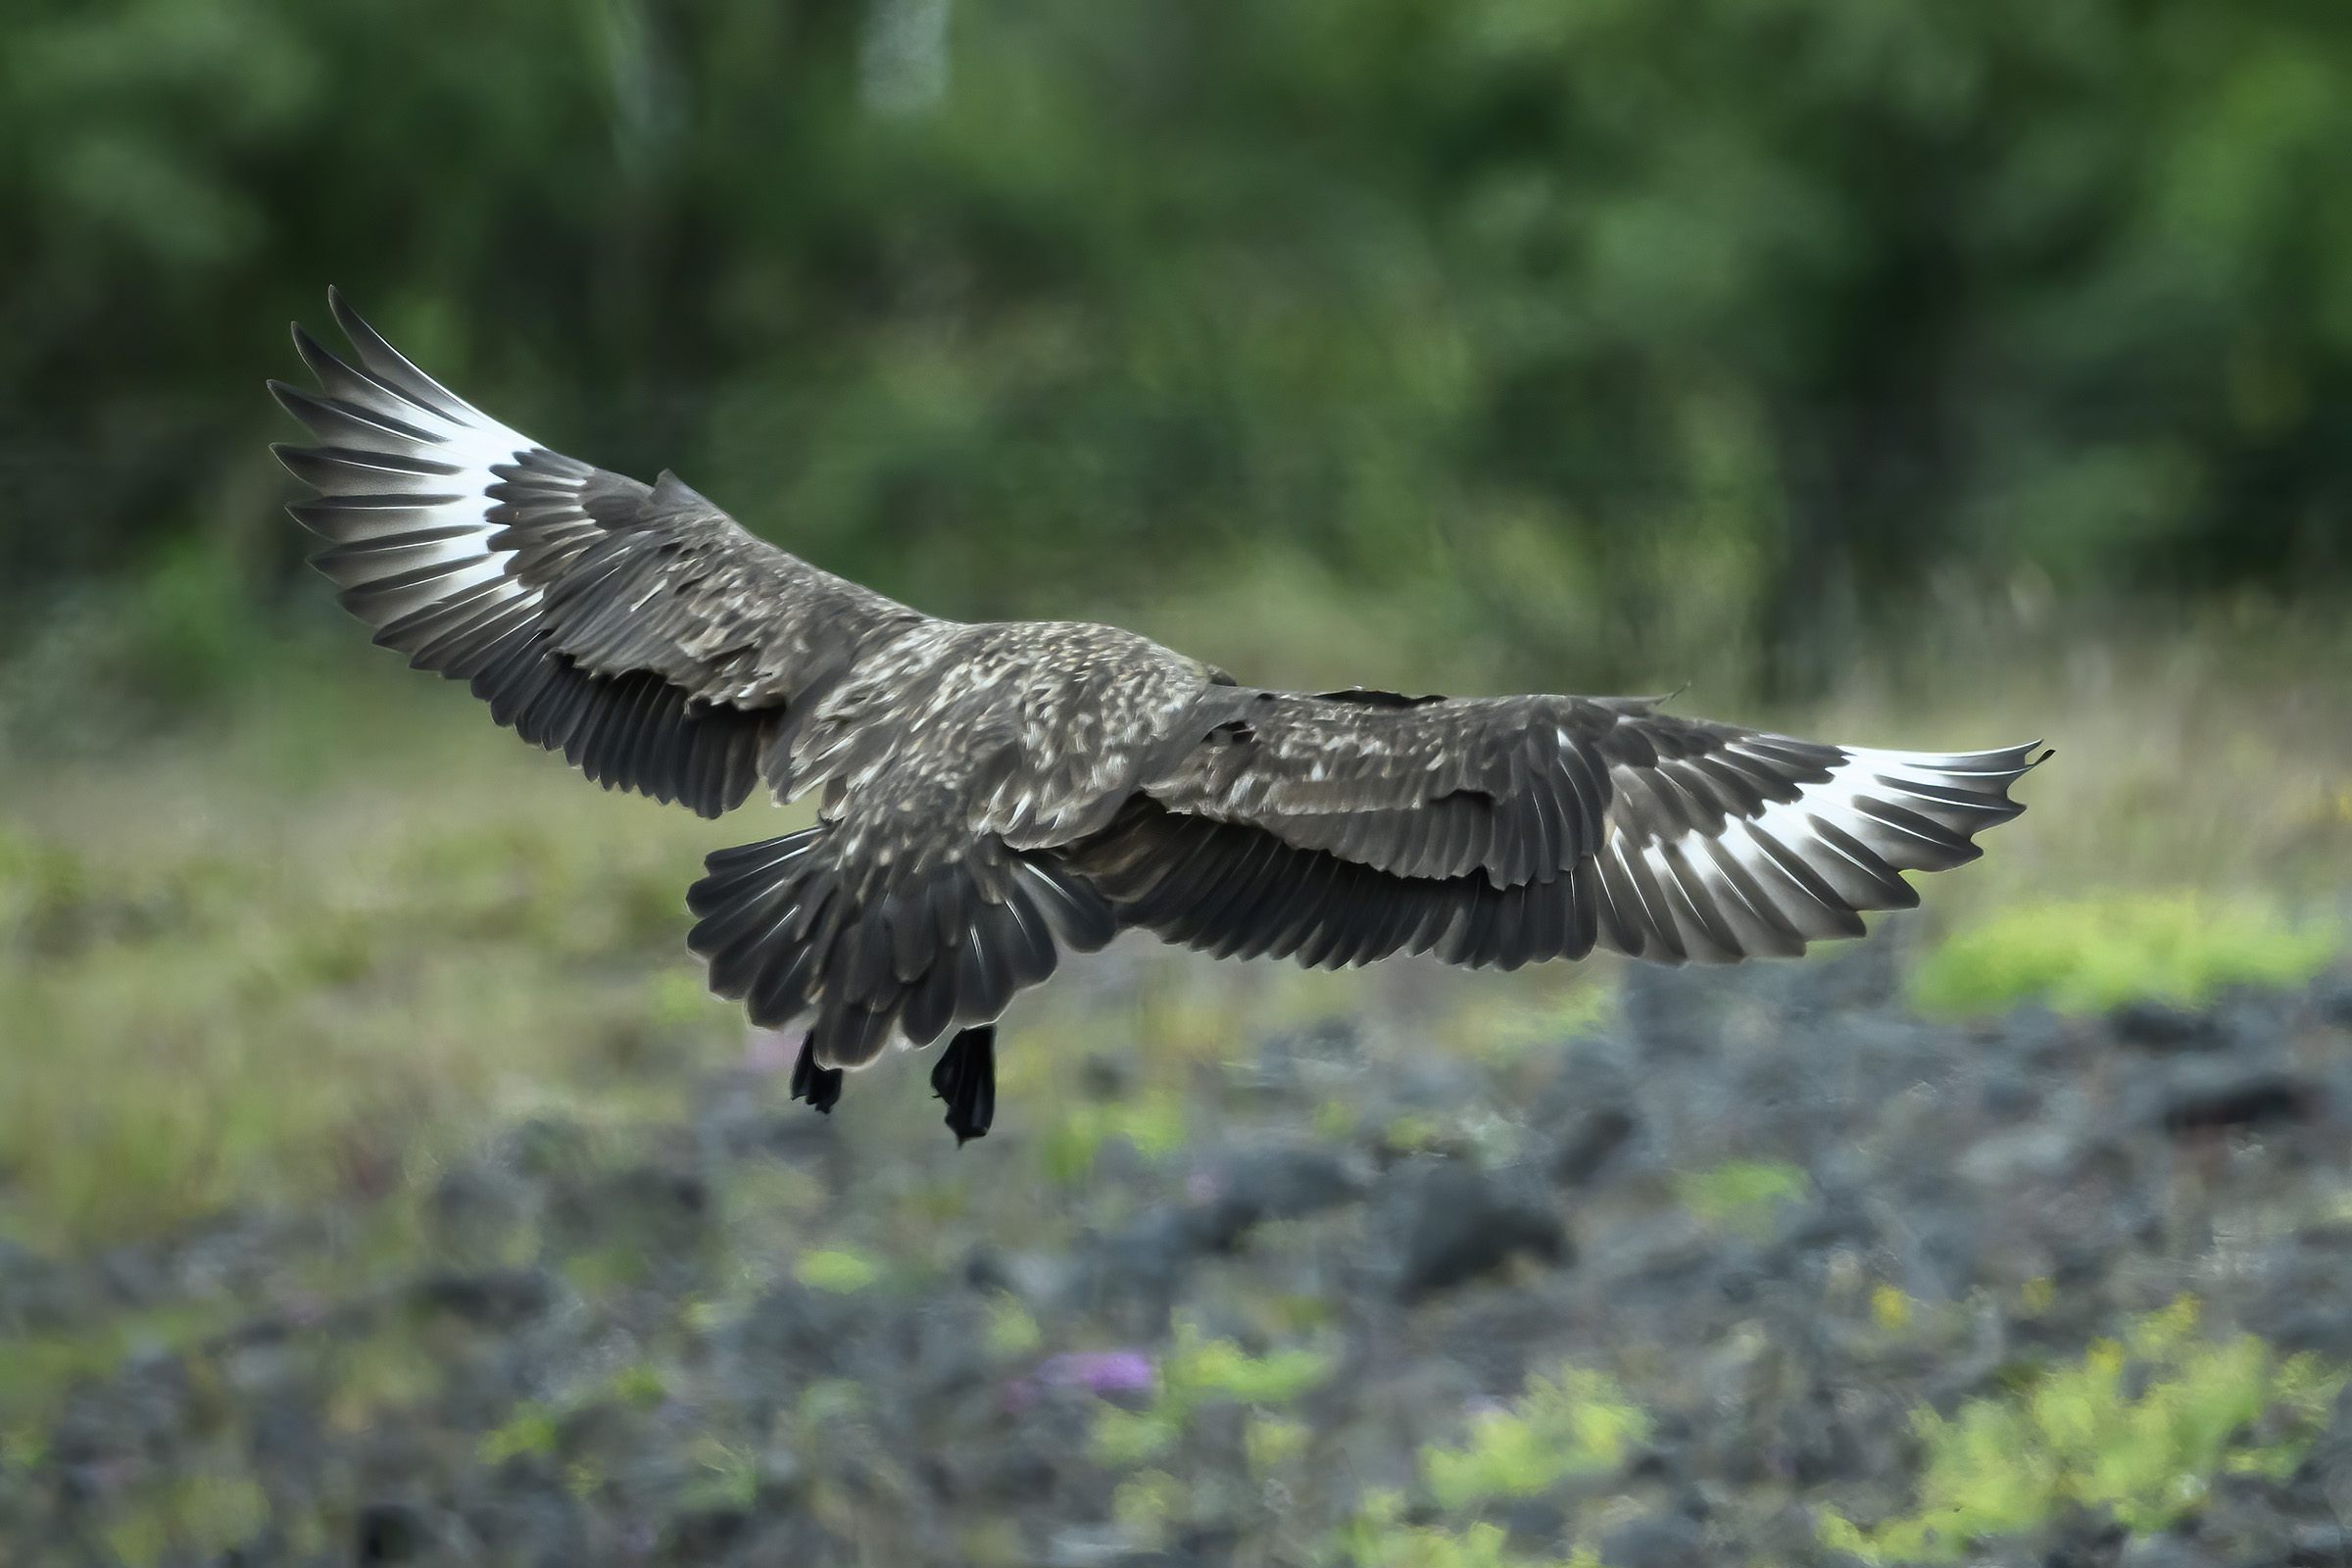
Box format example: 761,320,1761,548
8,2,2352,1564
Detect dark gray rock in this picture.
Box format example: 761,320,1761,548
466,1475,589,1567
1395,1163,1570,1300
1501,1497,1567,1546
1190,1144,1366,1250
1598,1509,1706,1568
355,1500,431,1563
1551,1104,1637,1187
2160,1071,2321,1137
2116,1535,2220,1568
2038,1510,2127,1567
414,1268,555,1329
1076,1206,1202,1336
734,1280,873,1383
2111,1001,2225,1052
429,1164,533,1265
2246,1229,2352,1359
96,1240,171,1306
2288,1522,2352,1564
0,1238,92,1332
546,1162,713,1275
695,1072,848,1183
2117,1533,2220,1568
662,1505,753,1560
1979,1065,2040,1119
1620,964,1731,1058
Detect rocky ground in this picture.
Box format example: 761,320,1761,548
6,936,2352,1567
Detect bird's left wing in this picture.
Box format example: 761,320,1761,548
1069,688,2040,970
271,290,927,816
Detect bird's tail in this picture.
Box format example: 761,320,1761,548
686,827,1119,1067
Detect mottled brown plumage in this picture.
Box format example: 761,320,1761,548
273,291,2042,1139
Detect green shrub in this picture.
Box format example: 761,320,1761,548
1818,1297,2346,1563
1092,1319,1336,1465
1332,1490,1592,1568
1911,894,2338,1015
1324,1361,1645,1566
1422,1364,1651,1510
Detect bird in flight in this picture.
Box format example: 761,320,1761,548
272,291,2042,1145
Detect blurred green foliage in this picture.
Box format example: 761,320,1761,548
1818,1296,2347,1562
1420,1362,1649,1511
1090,1317,1335,1465
10,0,2352,698
1039,1090,1189,1185
1324,1359,1646,1566
1672,1157,1809,1240
1333,1492,1592,1568
795,1245,883,1292
1910,892,2341,1015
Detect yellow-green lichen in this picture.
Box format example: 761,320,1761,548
1674,1159,1808,1240
1091,1319,1336,1465
1819,1297,2346,1563
1911,893,2338,1016
1423,1363,1651,1510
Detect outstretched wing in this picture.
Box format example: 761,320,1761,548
1070,689,2041,969
270,289,926,817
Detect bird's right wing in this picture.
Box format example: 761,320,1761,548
1070,688,2042,970
271,289,927,817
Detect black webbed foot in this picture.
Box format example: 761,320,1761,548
930,1025,997,1147
790,1032,844,1114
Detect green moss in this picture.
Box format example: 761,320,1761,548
1091,1319,1336,1465
477,1401,559,1465
1383,1111,1448,1155
1911,893,2339,1016
1040,1091,1188,1184
1422,1363,1650,1511
1332,1488,1602,1568
681,1434,759,1510
1094,1406,1188,1466
796,1247,881,1293
1322,1361,1645,1566
0,1302,240,1434
1112,1467,1188,1542
90,1467,271,1567
985,1294,1044,1356
1673,1159,1808,1240
1819,1297,2346,1563
326,1327,446,1429
604,1362,668,1407
1246,1414,1311,1477
1183,1331,1333,1404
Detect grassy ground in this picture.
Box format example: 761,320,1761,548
3,600,2347,1253
3,600,2352,1564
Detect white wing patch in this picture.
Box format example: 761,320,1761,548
1594,743,2038,965
274,306,557,639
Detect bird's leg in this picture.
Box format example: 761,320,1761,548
790,1032,844,1114
930,1025,998,1147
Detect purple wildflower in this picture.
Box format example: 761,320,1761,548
1006,1349,1157,1411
